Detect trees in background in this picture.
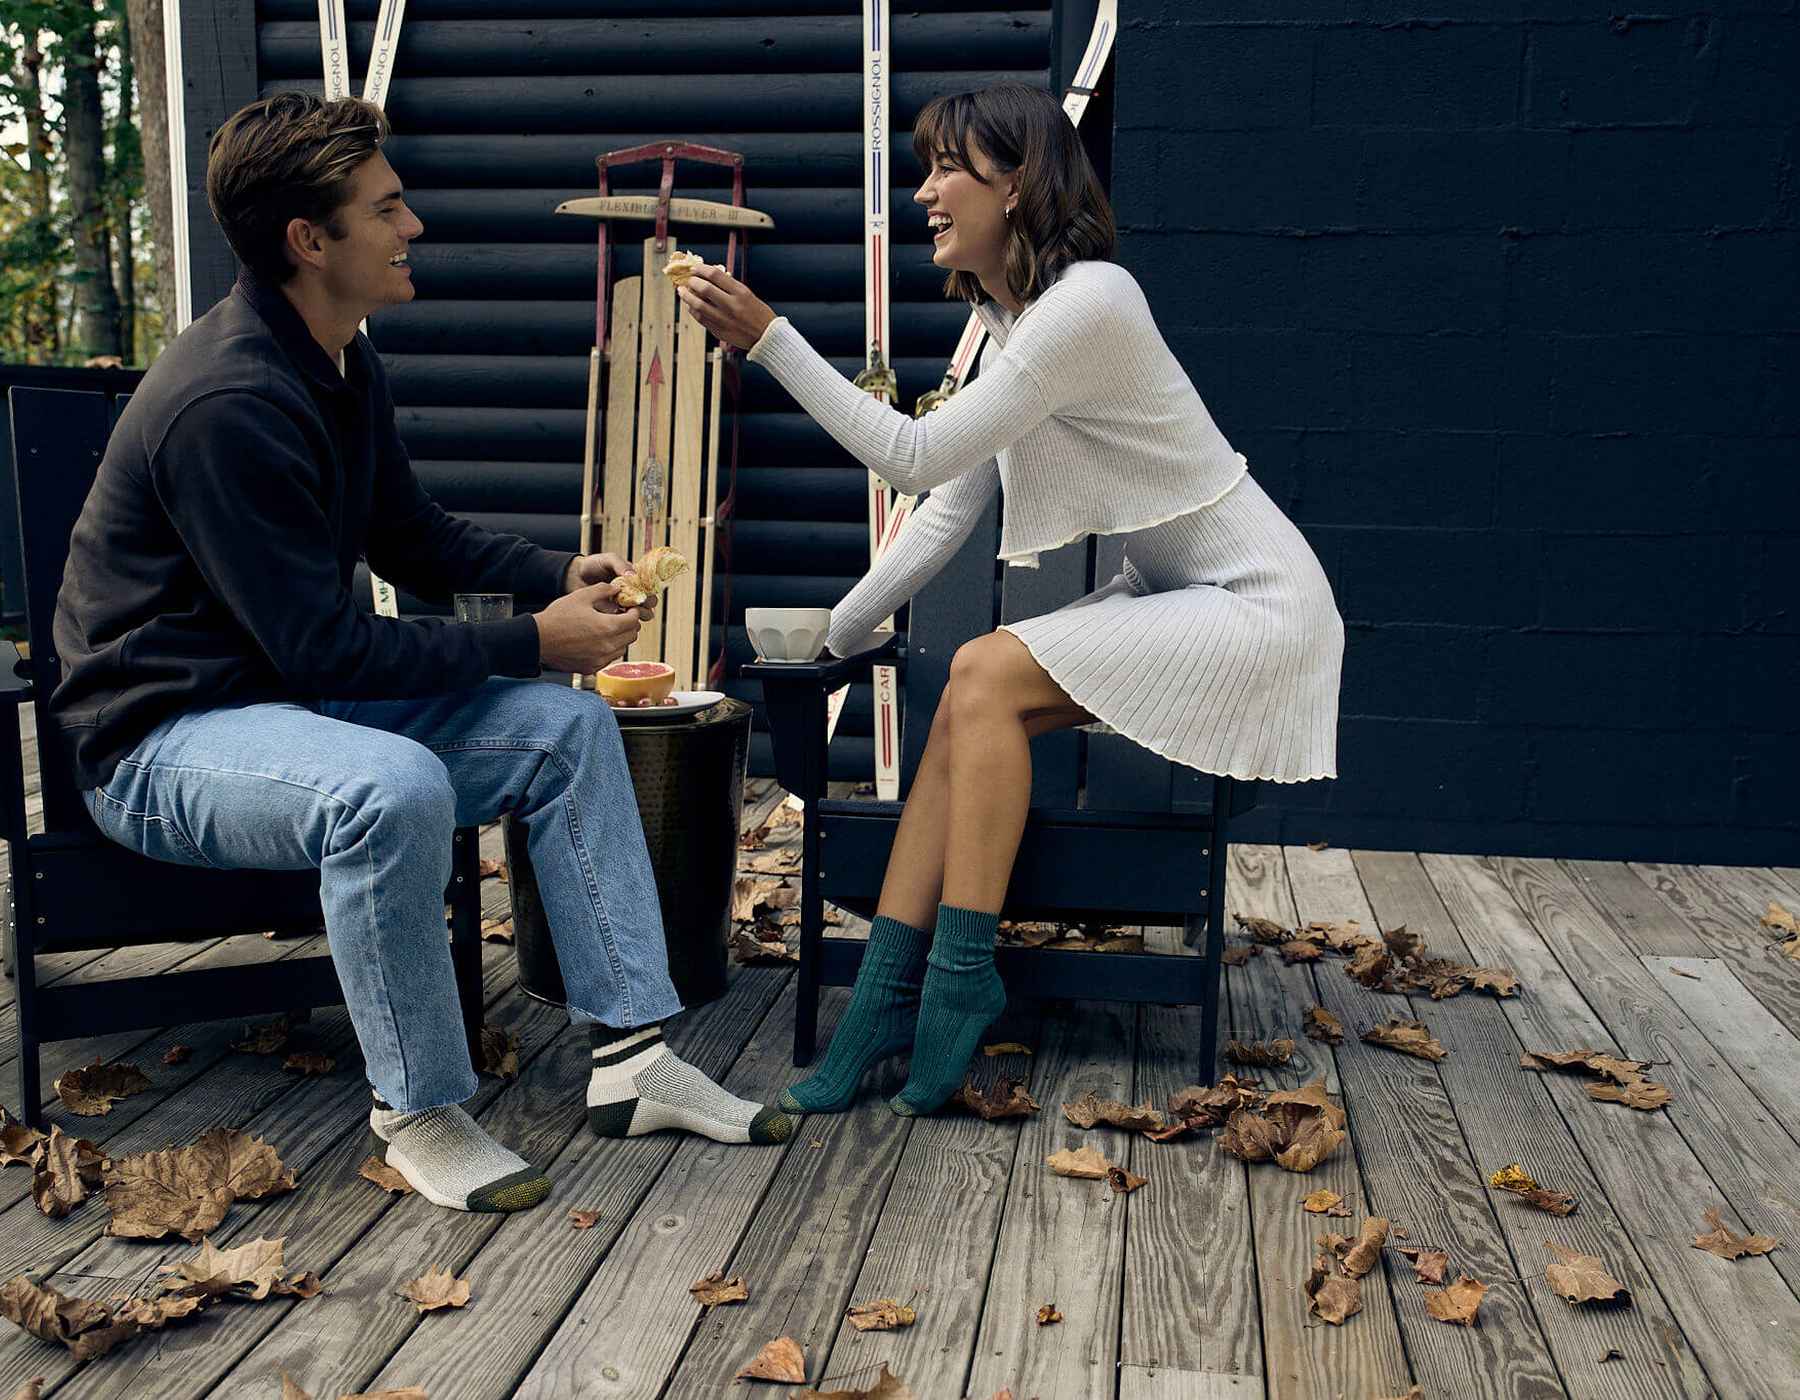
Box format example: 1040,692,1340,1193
2,0,171,366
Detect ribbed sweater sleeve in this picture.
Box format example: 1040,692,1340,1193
824,460,999,658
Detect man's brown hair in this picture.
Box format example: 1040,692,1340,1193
911,82,1116,307
206,92,391,284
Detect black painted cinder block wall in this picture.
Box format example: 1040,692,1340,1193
1112,1,1798,865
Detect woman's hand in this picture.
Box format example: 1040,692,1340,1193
676,264,776,351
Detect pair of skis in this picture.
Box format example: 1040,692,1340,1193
317,0,409,618
816,0,1119,801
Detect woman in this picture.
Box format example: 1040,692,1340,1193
679,83,1344,1117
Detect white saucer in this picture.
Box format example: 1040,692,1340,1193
604,690,727,721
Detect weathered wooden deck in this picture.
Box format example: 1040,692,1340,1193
4,709,1799,1398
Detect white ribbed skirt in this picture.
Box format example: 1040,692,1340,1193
999,468,1343,784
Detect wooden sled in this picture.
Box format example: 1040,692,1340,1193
555,143,774,690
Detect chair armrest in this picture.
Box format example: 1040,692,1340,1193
1,641,33,704
742,636,903,801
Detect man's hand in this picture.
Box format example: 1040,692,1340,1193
676,265,777,352
564,552,655,620
535,581,644,673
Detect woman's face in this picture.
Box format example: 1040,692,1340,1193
914,143,1016,277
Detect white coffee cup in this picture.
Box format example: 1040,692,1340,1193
745,607,832,663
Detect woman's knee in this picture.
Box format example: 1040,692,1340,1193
947,634,1014,715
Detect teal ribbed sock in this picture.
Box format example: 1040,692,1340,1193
889,905,1007,1117
778,914,929,1113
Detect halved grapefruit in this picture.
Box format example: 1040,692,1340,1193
595,660,677,704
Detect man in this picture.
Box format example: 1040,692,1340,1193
51,92,791,1215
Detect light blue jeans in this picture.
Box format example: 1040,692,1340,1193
84,678,683,1112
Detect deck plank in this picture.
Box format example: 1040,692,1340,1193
1556,860,1712,958
1356,849,1709,1398
1284,844,1564,1400
1423,852,1800,1395
1224,844,1411,1400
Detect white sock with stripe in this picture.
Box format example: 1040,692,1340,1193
586,1023,792,1145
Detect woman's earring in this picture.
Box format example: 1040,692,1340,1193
1005,205,1014,220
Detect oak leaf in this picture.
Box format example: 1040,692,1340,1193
478,1024,520,1080
1061,1091,1163,1132
952,1076,1040,1121
398,1266,470,1313
845,1298,916,1332
1692,1207,1780,1260
52,1061,152,1116
1036,1303,1062,1325
738,1335,807,1382
1361,1018,1447,1062
1302,1007,1344,1045
1425,1275,1487,1326
30,1126,107,1218
230,1017,293,1056
358,1157,414,1194
1399,1247,1448,1285
690,1272,749,1307
1303,1252,1362,1325
1106,1165,1148,1195
796,1363,916,1400
1045,1145,1110,1180
1302,1188,1350,1217
1544,1241,1629,1306
568,1208,602,1230
1225,1038,1294,1068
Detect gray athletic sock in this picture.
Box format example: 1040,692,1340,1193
587,1024,792,1144
368,1097,551,1213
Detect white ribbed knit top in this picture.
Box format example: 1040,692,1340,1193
745,260,1249,570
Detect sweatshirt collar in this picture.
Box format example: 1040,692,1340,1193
233,268,360,399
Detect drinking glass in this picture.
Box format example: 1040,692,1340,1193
453,592,513,623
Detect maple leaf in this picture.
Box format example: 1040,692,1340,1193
1692,1207,1781,1261
162,1045,193,1067
1303,1252,1362,1325
479,915,514,943
52,1061,152,1116
1225,1038,1295,1068
114,1294,204,1328
103,1128,295,1242
283,1052,336,1077
1544,1241,1629,1305
982,1042,1033,1057
1232,913,1291,945
689,1272,749,1307
1469,967,1520,997
160,1235,301,1301
1045,1145,1111,1180
568,1208,602,1230
845,1297,916,1332
358,1157,414,1194
1361,1018,1447,1062
1302,1007,1344,1045
1337,1218,1390,1279
1062,1091,1163,1132
1106,1165,1148,1195
951,1076,1040,1121
797,1363,917,1400
230,1016,293,1056
1036,1303,1062,1325
1278,941,1324,964
397,1266,470,1313
1425,1276,1487,1326
1399,1247,1448,1285
1521,1047,1672,1111
1381,924,1422,959
478,1025,520,1080
738,1336,807,1383
1302,1188,1350,1217
1220,944,1260,967
30,1126,107,1219
1301,918,1369,953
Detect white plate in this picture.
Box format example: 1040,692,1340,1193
603,690,728,721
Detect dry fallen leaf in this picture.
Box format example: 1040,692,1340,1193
1399,1247,1449,1285
796,1363,917,1400
568,1208,602,1230
731,927,799,965
690,1272,749,1307
1489,1163,1537,1192
0,1274,125,1355
1587,1079,1672,1110
398,1266,470,1313
845,1297,916,1332
1062,1091,1164,1132
1046,1145,1111,1180
478,1025,520,1080
982,1042,1033,1057
1425,1275,1487,1327
230,1017,292,1056
1303,1251,1363,1325
160,1235,315,1301
358,1157,414,1195
1232,913,1291,944
1382,924,1422,960
1225,1038,1295,1068
1346,942,1394,990
477,857,506,881
1221,1079,1347,1174
1302,1188,1350,1217
1302,1007,1344,1045
1220,944,1259,967
1036,1303,1062,1326
1167,1077,1263,1132
951,1076,1040,1122
1545,1241,1629,1306
1469,967,1520,997
52,1062,152,1116
1307,840,1329,851
30,1126,107,1219
162,1045,193,1067
479,915,514,943
1692,1207,1780,1260
1277,941,1324,964
732,875,799,924
104,1128,296,1242
0,1111,48,1169
1760,900,1798,937
738,1335,807,1383
1521,1047,1671,1111
1338,1218,1390,1279
1517,1188,1578,1216
1106,1164,1148,1195
1361,1018,1447,1062
283,1052,336,1077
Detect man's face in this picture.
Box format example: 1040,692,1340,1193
310,151,423,313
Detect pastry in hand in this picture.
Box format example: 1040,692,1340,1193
662,249,703,288
613,546,690,608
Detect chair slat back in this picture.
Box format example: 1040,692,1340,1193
8,387,115,833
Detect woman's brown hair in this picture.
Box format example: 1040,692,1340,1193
206,92,391,285
911,82,1116,306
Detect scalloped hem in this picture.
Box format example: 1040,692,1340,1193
996,455,1251,568
998,621,1338,786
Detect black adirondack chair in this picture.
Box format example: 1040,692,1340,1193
2,385,484,1126
747,488,1262,1085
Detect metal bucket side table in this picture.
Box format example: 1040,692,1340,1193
506,697,751,1013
